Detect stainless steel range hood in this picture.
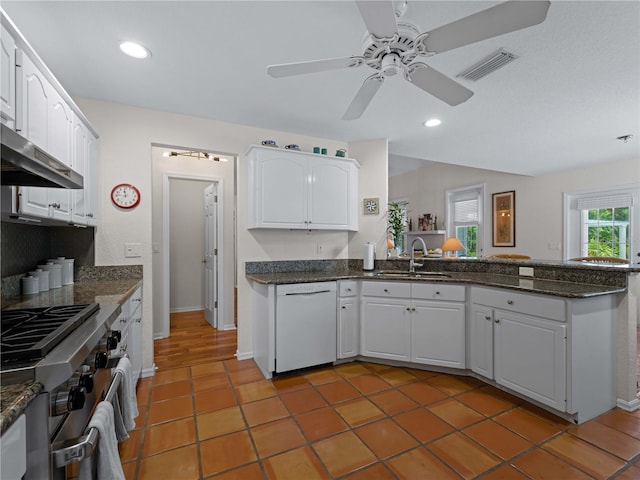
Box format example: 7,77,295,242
1,124,83,188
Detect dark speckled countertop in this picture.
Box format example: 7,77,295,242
246,259,631,298
0,265,142,434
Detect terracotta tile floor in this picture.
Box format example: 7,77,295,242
119,316,640,479
121,358,640,479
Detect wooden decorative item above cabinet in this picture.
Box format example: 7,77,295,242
246,145,359,231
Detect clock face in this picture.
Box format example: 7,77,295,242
111,184,140,209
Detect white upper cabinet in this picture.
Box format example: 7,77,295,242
0,24,16,127
71,113,98,226
246,145,359,231
2,10,99,226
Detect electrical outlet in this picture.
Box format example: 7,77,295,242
519,267,534,277
125,243,142,258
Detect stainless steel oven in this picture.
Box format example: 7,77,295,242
1,303,122,479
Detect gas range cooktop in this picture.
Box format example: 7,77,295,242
1,304,100,365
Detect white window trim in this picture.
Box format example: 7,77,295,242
563,184,640,263
445,183,485,257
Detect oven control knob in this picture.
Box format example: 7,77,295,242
68,372,94,393
93,351,109,369
99,334,118,351
52,387,86,416
111,330,122,342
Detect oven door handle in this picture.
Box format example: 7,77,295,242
51,360,126,468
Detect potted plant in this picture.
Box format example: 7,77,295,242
387,202,406,256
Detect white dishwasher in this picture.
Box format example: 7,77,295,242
276,282,337,373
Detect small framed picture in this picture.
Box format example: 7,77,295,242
492,190,515,247
363,198,379,215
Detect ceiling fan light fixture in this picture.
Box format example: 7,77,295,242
424,118,442,127
119,41,151,59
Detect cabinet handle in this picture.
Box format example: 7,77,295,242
507,300,514,305
346,288,351,292
494,319,500,324
435,291,441,295
485,315,492,321
341,305,346,309
406,307,411,311
411,307,416,312
384,289,389,293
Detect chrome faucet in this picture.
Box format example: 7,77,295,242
409,237,427,274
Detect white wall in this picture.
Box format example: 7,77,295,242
390,157,640,259
169,178,208,312
76,98,387,368
347,139,389,259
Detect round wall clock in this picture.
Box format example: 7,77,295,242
111,183,141,209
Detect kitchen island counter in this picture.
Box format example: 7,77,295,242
246,258,633,299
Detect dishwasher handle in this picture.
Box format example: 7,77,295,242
284,290,332,296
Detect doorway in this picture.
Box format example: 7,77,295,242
151,144,236,341
162,174,224,336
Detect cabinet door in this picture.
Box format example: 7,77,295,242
129,300,143,382
361,297,411,361
46,88,72,221
85,131,98,226
411,300,465,368
308,159,350,229
0,24,16,127
257,155,307,228
338,297,358,359
494,310,566,411
469,304,494,378
71,116,88,224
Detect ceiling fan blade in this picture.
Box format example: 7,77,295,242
267,56,364,78
407,63,473,106
356,1,398,39
342,74,384,120
417,0,551,55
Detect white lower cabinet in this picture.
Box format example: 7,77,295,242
337,280,359,359
361,297,411,361
469,304,494,379
411,299,465,368
494,310,566,411
114,286,142,384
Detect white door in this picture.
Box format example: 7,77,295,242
204,183,217,328
0,25,16,127
361,298,411,361
469,304,494,379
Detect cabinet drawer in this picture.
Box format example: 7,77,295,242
361,281,411,298
412,283,465,302
338,280,358,297
472,287,566,322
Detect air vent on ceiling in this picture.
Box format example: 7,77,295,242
457,49,519,81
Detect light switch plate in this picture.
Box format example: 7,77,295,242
125,243,142,258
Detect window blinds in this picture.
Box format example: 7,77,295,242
452,190,480,223
576,193,633,210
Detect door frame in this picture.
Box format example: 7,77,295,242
161,172,225,337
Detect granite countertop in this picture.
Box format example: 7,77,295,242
246,269,626,298
1,266,142,434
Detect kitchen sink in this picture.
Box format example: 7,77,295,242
372,271,450,278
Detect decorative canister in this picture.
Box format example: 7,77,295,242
29,269,50,291
40,263,62,289
22,276,39,295
54,257,74,285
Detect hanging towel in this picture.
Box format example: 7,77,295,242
115,357,139,431
78,401,125,480
112,395,129,442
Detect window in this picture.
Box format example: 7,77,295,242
565,186,639,262
389,199,409,252
446,184,484,257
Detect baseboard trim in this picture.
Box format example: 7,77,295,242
220,324,237,331
617,397,640,412
170,307,205,313
141,363,157,378
236,350,253,361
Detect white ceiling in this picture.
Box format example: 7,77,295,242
4,1,638,177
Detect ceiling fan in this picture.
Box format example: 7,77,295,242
266,0,550,120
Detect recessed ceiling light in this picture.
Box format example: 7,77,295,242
119,41,151,59
424,119,441,127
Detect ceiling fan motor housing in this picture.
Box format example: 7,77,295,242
362,21,420,71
